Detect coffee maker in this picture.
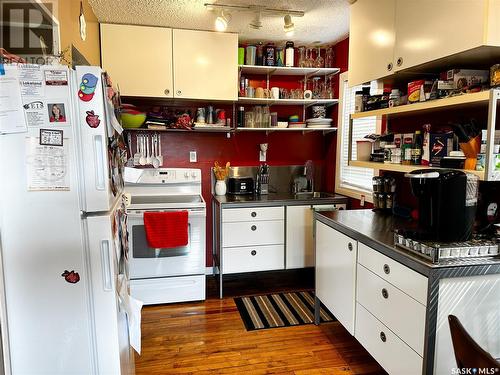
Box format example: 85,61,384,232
405,169,479,242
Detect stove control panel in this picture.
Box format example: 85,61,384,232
132,168,202,184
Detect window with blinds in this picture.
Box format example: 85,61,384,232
338,77,376,193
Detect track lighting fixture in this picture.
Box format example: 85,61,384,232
215,10,230,31
283,14,294,35
249,11,262,29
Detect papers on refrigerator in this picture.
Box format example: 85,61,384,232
25,136,70,191
0,67,27,134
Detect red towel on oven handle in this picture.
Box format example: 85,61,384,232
143,211,189,249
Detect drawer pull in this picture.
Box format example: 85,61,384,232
380,331,387,342
396,57,403,67
251,225,257,231
251,250,257,256
164,88,170,95
348,242,353,251
381,288,389,299
251,211,257,217
383,264,390,274
387,62,393,71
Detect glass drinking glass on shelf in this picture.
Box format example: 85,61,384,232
262,106,271,127
279,88,290,99
314,47,324,68
253,106,263,128
298,46,307,67
312,77,321,99
306,48,315,67
324,76,333,99
245,112,255,128
325,47,335,68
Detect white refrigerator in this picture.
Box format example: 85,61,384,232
0,64,139,374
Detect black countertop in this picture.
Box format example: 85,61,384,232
213,192,348,208
315,209,500,277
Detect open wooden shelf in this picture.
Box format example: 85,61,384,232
350,91,491,119
239,65,340,77
123,127,232,133
237,97,338,106
236,127,337,135
349,160,485,179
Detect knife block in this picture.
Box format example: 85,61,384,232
459,135,481,170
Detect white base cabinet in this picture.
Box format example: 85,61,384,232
314,221,429,374
315,221,357,335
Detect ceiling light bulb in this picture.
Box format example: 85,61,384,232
215,10,229,31
283,14,294,33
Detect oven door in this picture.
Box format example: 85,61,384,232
127,208,206,279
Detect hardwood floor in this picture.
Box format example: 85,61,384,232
135,271,386,375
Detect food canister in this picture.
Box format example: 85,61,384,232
246,45,256,65
265,43,276,66
285,41,295,67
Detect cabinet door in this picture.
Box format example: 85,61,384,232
348,0,396,86
100,24,173,98
286,205,314,269
393,0,486,72
315,221,357,335
172,29,238,100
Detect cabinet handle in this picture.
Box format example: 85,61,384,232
164,89,170,95
251,250,257,256
251,211,257,217
381,288,389,299
396,57,403,67
387,62,393,71
176,90,182,95
380,332,387,342
251,225,257,231
383,264,390,274
348,242,353,251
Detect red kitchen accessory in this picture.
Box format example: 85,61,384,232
143,211,189,249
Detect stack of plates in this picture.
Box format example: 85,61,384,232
288,122,306,128
306,118,333,128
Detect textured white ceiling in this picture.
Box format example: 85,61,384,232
88,0,350,45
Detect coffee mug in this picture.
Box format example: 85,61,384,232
255,87,265,98
271,87,280,99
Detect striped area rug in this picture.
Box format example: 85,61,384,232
234,291,336,331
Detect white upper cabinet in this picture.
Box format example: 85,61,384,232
393,0,489,72
348,0,500,85
348,0,396,86
172,29,238,101
100,24,173,98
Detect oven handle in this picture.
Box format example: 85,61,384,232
127,209,206,218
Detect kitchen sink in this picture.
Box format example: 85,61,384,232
294,191,335,199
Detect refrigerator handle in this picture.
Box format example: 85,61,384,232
93,135,105,191
100,240,112,291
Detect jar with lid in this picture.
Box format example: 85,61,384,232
388,89,400,107
384,144,396,164
354,91,364,113
385,193,394,209
372,176,383,192
383,176,396,193
285,41,295,67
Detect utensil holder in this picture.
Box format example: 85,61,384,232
459,135,481,170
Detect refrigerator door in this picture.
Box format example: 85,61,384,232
0,64,94,373
74,66,125,213
84,201,134,375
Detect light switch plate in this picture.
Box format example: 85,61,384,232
189,151,197,163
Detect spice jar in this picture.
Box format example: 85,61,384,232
384,144,396,164
372,177,383,192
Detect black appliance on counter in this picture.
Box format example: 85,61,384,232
227,177,254,195
405,169,479,242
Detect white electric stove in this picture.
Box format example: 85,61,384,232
125,168,206,305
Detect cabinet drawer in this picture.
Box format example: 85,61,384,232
355,303,423,375
223,220,284,247
357,264,426,356
222,207,284,223
358,243,428,305
223,245,284,274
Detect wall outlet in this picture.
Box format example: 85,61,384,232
360,194,365,207
189,151,197,163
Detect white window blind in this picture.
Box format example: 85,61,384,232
338,78,376,193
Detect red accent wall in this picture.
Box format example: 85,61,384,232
128,38,351,266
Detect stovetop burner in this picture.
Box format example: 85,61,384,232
394,231,499,264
